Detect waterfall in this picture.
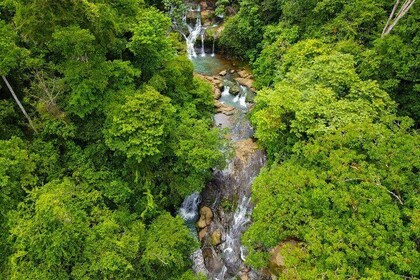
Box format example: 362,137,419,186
239,93,247,108
211,37,216,57
179,191,201,223
171,4,204,59
179,192,209,276
239,85,248,108
221,86,230,97
200,29,206,57
215,196,253,279
184,12,202,59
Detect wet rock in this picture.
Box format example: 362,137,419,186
235,77,255,91
197,206,213,229
203,247,224,275
200,206,214,225
237,70,249,78
197,218,207,229
211,229,222,246
234,139,259,163
214,100,235,115
230,84,240,95
219,70,227,76
199,227,208,241
214,87,221,99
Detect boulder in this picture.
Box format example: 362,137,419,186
219,70,227,76
211,229,222,246
234,139,259,163
199,227,208,241
230,84,240,95
197,218,207,229
200,206,213,225
214,100,235,115
200,1,208,10
238,70,250,78
230,69,236,74
235,77,255,91
201,10,214,25
214,87,221,99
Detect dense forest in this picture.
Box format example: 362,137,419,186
216,0,419,278
1,0,225,279
0,0,419,279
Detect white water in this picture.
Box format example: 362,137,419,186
220,84,248,110
179,192,209,276
239,94,247,108
221,86,230,97
179,192,201,222
211,37,215,57
184,11,202,59
215,197,253,279
173,7,265,278
201,29,206,57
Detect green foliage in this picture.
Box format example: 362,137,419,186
8,179,147,280
0,100,24,139
244,23,419,279
219,0,264,60
104,86,175,163
141,212,198,279
0,1,223,278
128,7,174,80
222,0,419,122
0,19,27,75
0,137,37,275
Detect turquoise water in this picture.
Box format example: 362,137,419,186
192,54,232,76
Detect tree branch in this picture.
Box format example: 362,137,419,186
2,75,38,133
382,0,416,37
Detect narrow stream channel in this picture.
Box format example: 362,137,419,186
176,4,266,279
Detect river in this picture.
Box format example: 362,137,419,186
177,7,266,279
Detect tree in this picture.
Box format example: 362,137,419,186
9,178,147,280
141,212,198,280
104,86,175,163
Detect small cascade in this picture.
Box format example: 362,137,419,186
211,37,216,57
184,11,202,59
217,196,253,279
221,86,230,97
200,29,206,57
239,85,248,108
239,93,247,108
207,146,266,279
179,192,209,276
179,192,201,228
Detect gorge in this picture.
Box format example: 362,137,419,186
176,2,266,279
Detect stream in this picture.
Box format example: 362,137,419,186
177,4,266,279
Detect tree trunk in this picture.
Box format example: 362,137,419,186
382,0,416,37
1,75,38,133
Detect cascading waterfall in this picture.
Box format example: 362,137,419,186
239,86,248,108
179,191,201,224
179,192,209,276
221,86,230,97
211,37,216,57
201,28,206,57
183,9,202,59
